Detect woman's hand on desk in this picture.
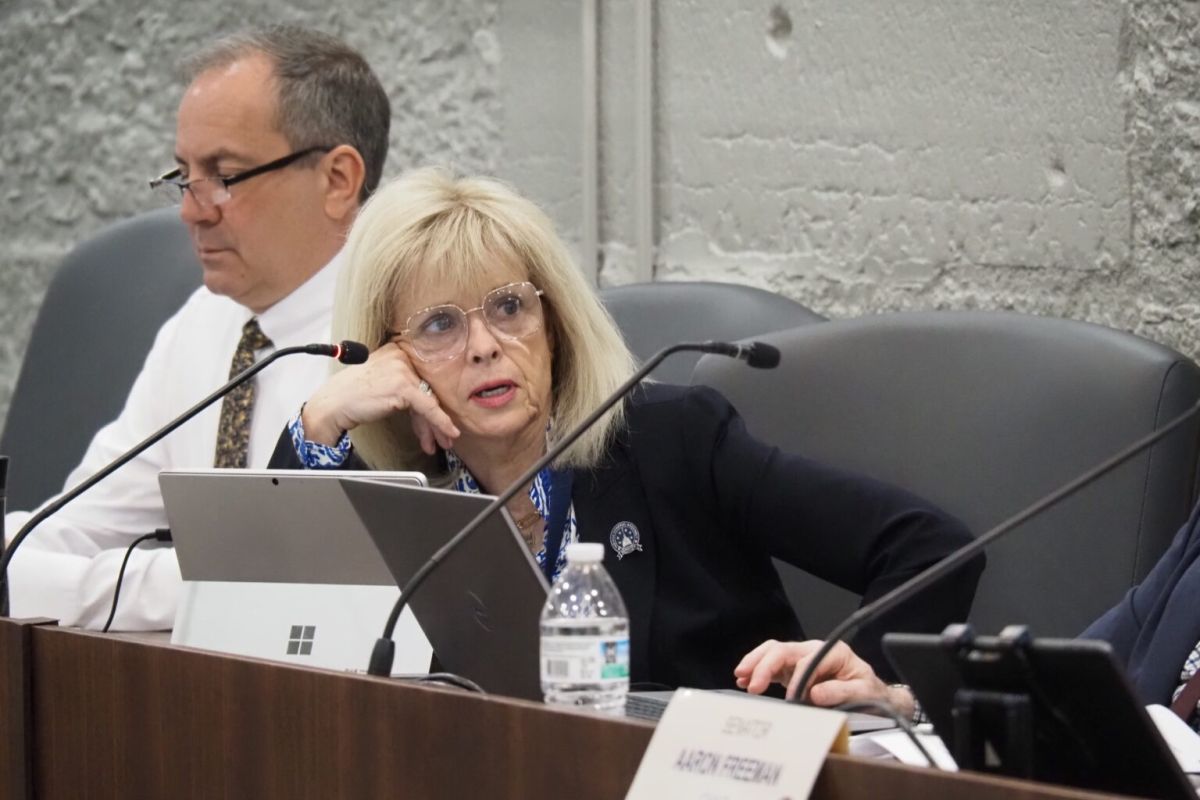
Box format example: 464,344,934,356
733,638,916,718
300,343,460,453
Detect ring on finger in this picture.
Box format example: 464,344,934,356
418,380,432,395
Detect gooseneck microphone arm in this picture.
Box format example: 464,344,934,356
366,339,781,676
0,340,369,617
0,456,7,577
790,397,1200,705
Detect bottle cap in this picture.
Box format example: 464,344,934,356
565,542,604,563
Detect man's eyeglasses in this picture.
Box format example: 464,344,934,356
388,282,546,363
149,145,333,208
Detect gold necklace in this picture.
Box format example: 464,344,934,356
511,508,544,549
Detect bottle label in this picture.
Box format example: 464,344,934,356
541,635,630,683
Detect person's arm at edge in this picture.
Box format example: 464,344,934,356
1081,500,1200,659
4,298,204,630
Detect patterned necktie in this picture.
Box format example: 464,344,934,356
213,318,273,468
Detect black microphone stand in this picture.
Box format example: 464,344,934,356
0,456,8,564
789,397,1200,705
366,340,773,676
0,343,364,616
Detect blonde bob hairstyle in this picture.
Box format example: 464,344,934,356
331,167,637,477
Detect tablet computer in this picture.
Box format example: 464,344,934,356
339,477,550,701
162,468,432,676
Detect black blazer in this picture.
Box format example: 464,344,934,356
272,383,982,688
1083,500,1200,706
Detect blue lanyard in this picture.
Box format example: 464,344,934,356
540,468,574,583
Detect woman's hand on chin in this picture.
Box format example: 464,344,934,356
733,639,914,717
300,343,460,451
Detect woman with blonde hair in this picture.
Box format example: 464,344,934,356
272,167,982,690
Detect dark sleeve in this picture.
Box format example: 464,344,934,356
692,385,984,673
266,426,370,471
1081,503,1200,658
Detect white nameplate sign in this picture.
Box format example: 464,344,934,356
625,689,849,799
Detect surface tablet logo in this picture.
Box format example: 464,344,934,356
287,625,316,655
469,590,493,633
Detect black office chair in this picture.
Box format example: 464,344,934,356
1,209,201,511
600,281,825,385
693,311,1200,640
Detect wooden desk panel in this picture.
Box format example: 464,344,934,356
29,626,655,799
16,624,1135,800
814,756,1134,800
0,618,47,800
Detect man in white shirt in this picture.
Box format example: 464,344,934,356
4,26,391,629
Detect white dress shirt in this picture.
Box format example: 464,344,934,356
5,255,341,629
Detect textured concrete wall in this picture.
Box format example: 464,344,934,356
497,1,583,258
3,0,1199,431
1123,0,1200,356
589,0,1200,363
0,0,501,429
649,1,1129,294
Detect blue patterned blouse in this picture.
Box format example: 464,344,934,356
287,412,578,582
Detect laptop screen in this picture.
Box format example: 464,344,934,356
339,478,550,701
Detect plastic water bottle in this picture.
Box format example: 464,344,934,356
540,542,630,714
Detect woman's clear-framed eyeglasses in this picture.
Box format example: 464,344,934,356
388,281,546,363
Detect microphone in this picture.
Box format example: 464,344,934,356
0,456,8,551
789,397,1200,705
0,340,370,616
304,340,370,364
695,341,781,369
366,339,779,676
